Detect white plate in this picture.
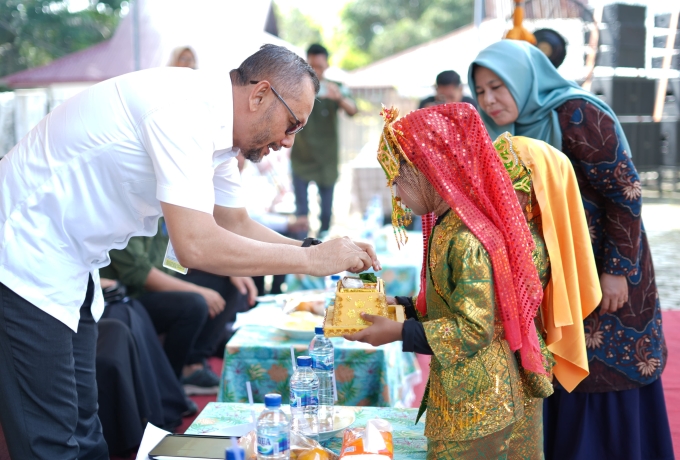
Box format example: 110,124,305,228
318,407,356,441
276,309,324,341
276,325,316,341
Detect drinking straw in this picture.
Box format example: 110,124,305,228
290,347,296,371
333,373,338,403
246,381,256,428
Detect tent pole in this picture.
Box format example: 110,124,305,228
132,0,141,71
474,0,484,28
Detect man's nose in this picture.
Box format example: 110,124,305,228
280,134,295,149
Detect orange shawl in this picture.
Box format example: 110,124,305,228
508,134,602,391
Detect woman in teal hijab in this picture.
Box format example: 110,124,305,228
468,39,630,154
469,40,672,460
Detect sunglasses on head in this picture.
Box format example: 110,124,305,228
250,80,304,135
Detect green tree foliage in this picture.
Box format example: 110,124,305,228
274,4,323,52
337,0,474,69
0,0,126,77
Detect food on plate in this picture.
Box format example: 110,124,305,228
283,292,327,317
294,300,326,316
283,311,324,331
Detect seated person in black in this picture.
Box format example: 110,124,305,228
99,219,257,395
96,278,190,455
419,70,477,109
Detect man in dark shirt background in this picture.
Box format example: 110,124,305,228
290,44,358,237
419,70,477,109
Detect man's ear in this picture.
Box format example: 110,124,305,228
248,81,270,113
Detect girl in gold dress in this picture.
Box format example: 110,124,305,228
345,103,599,459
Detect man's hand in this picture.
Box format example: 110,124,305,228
344,313,403,347
324,82,358,116
307,237,380,276
354,241,381,271
598,273,629,315
196,286,226,318
100,278,117,289
230,276,258,307
325,82,342,101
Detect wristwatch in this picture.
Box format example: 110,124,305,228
301,237,323,247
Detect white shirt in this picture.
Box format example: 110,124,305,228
0,67,243,332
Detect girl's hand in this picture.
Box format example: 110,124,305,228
343,313,403,347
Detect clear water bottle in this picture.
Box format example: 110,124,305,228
361,194,384,242
256,393,290,460
324,274,341,309
324,274,341,292
289,356,319,440
309,326,335,432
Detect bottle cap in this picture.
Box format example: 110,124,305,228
226,445,245,460
297,356,312,367
315,326,324,335
264,393,282,407
331,274,341,281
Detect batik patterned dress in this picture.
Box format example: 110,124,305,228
556,99,666,392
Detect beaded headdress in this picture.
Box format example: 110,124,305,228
378,106,413,248
377,103,547,376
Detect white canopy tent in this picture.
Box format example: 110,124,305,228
344,18,589,99
2,0,302,143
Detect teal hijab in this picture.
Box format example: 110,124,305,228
468,40,631,155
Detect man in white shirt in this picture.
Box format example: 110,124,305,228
0,44,379,459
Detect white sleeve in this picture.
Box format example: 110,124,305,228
137,104,216,214
213,157,244,208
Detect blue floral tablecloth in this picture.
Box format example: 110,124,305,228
186,403,428,459
219,322,421,408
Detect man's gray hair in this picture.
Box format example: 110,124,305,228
231,44,319,98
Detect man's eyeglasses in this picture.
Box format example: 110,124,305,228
250,80,304,135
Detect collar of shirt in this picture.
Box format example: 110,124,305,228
204,70,235,153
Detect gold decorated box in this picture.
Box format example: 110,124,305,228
323,277,405,337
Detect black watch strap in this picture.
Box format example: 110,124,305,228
301,237,323,247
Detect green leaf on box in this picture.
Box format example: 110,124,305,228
359,273,377,283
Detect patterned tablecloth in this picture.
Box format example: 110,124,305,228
219,319,421,407
186,403,428,459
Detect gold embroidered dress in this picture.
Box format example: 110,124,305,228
376,104,558,459
418,169,552,459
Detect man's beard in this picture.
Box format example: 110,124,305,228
241,105,276,163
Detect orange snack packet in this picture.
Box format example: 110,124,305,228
339,419,394,460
